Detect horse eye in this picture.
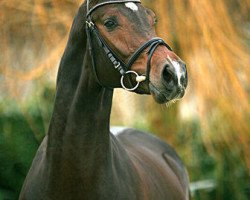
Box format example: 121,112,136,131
104,19,117,29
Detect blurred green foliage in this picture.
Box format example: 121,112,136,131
0,84,54,200
178,122,250,200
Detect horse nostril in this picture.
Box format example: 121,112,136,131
162,64,175,87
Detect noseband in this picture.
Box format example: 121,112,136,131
86,0,172,91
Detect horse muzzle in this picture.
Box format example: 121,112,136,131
149,60,188,104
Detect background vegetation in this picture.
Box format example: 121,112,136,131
0,0,249,199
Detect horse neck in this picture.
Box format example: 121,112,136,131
47,56,114,185
45,7,114,183
49,64,113,146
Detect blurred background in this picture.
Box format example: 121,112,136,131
0,0,249,199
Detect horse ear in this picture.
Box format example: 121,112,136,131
56,3,88,86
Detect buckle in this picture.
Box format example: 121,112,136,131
86,20,94,28
114,62,121,69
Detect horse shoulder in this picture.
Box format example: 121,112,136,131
112,127,189,200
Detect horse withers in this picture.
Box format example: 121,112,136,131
19,0,189,199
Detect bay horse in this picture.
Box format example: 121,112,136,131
19,0,189,199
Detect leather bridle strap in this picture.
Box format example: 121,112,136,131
86,21,127,75
146,39,172,81
127,37,172,71
85,0,172,91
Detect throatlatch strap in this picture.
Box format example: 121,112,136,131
86,22,103,86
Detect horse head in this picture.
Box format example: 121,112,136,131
85,0,188,104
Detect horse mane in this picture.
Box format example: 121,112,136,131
56,3,87,87
46,2,91,136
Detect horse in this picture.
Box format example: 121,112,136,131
19,0,189,199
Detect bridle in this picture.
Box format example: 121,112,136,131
85,0,172,91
